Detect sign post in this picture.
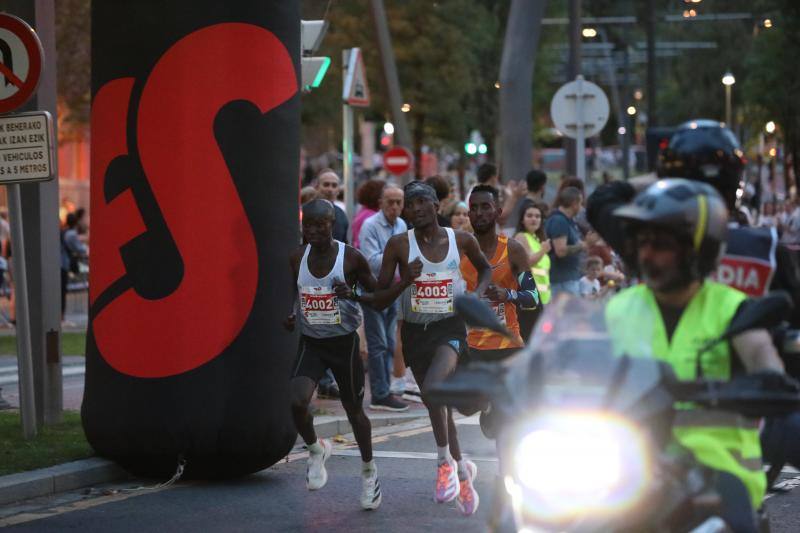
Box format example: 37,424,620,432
550,75,609,181
342,48,370,220
0,14,53,438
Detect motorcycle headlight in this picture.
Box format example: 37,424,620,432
507,410,651,522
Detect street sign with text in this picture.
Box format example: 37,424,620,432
0,111,54,184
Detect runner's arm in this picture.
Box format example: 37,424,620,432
459,231,492,296
507,238,541,311
284,251,301,331
352,236,419,310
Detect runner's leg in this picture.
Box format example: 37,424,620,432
290,376,318,445
413,344,459,449
333,333,373,462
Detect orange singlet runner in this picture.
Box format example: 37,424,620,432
460,235,524,350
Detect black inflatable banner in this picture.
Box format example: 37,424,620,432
83,1,301,478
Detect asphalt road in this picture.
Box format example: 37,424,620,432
1,414,800,532
1,416,497,532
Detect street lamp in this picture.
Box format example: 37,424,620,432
721,72,735,126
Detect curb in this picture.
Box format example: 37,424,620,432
0,457,128,506
311,411,424,440
0,412,426,506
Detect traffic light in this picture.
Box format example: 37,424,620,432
301,20,330,91
464,142,477,155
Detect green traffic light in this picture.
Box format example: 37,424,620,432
465,142,477,155
312,57,331,88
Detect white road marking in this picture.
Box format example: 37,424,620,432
331,449,497,462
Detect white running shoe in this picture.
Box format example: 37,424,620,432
361,469,382,510
306,439,332,490
456,460,479,516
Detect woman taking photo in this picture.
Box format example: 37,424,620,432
513,200,551,341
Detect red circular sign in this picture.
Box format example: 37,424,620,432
383,146,414,176
0,14,43,114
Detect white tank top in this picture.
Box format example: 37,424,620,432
401,227,465,324
297,241,361,338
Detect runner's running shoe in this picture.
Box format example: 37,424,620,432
361,469,382,510
434,458,460,503
456,460,479,516
306,439,332,490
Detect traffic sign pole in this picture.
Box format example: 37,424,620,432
8,183,36,438
575,76,586,181
551,76,609,183
342,50,355,220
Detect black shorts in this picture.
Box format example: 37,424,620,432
292,332,364,405
401,315,467,378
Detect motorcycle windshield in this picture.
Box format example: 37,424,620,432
507,295,666,414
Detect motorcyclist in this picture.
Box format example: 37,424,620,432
588,120,800,493
603,178,786,533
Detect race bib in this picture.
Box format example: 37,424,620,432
471,300,506,332
491,302,507,326
300,286,341,325
411,271,454,313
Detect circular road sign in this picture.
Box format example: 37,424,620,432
383,146,414,176
550,78,609,139
0,14,43,114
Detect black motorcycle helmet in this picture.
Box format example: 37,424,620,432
657,119,746,211
613,179,729,281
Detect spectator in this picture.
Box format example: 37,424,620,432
446,201,471,232
315,169,349,243
300,186,318,205
545,186,596,297
61,213,88,324
466,162,500,203
425,175,452,227
555,176,591,235
758,202,778,228
781,197,800,245
352,179,385,249
501,168,548,229
578,255,606,299
513,200,551,340
359,185,408,411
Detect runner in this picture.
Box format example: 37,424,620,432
284,199,381,510
358,181,492,516
462,185,540,361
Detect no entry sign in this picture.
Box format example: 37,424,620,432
0,14,43,114
383,146,413,176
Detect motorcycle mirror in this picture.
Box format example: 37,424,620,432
454,294,512,338
721,291,793,342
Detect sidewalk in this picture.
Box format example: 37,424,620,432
0,379,428,506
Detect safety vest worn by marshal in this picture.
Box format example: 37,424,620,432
712,225,777,297
460,235,524,350
606,281,765,508
521,232,551,305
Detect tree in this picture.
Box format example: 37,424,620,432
55,0,91,140
743,1,800,190
301,0,502,166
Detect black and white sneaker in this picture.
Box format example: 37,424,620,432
361,469,382,510
369,395,409,412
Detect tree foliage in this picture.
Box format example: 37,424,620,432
301,0,504,155
55,0,91,139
